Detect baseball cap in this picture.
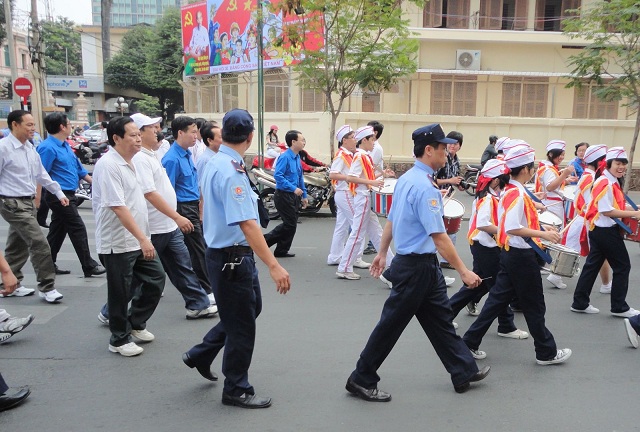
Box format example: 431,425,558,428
130,113,161,130
222,109,255,135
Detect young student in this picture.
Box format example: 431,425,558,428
534,140,578,289
463,144,572,365
561,144,611,293
448,159,528,340
336,126,393,280
570,147,640,318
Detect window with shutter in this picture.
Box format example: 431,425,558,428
480,0,502,30
501,77,547,117
423,0,443,28
300,88,326,112
430,74,476,115
513,0,528,30
573,84,618,119
362,93,381,112
264,70,289,112
446,0,470,29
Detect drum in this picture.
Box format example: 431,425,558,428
563,185,577,223
370,178,397,217
443,199,465,234
542,243,581,278
622,217,640,242
539,211,563,229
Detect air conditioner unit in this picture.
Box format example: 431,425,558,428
456,49,481,71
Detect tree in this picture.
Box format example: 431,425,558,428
277,0,421,156
104,8,184,119
133,93,161,116
101,0,113,61
40,17,82,76
563,0,640,192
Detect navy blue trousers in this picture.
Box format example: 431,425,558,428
186,248,262,397
463,247,557,361
350,253,479,389
449,242,516,333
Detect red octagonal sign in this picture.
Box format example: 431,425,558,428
13,77,33,98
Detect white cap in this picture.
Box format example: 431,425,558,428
504,144,536,169
354,126,374,142
546,140,566,152
130,113,162,130
583,144,607,164
606,146,628,161
495,136,510,152
481,159,510,177
336,125,352,142
502,139,527,153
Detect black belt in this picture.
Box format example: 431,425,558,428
399,253,438,259
0,195,34,200
62,190,77,194
214,245,253,255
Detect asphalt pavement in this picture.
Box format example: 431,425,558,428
1,192,640,431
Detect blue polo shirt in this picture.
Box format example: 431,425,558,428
274,148,307,198
36,135,88,191
201,145,258,248
162,142,200,202
388,160,445,255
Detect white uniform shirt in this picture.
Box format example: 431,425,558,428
469,190,499,248
132,147,179,235
92,149,149,254
190,139,207,164
348,149,372,196
329,148,354,192
370,141,384,178
156,140,171,161
500,180,533,249
0,133,64,199
593,169,619,228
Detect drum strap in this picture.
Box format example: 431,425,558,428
524,237,553,264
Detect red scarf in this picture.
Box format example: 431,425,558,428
534,161,563,195
331,148,353,188
467,194,498,244
584,175,625,230
497,184,542,249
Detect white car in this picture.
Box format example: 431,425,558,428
81,123,104,141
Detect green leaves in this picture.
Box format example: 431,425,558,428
40,17,83,76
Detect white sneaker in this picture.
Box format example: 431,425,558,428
0,315,35,334
186,305,219,320
570,305,600,314
336,271,361,280
353,258,371,269
453,321,458,329
97,312,109,325
611,308,640,318
547,274,567,289
497,329,530,339
599,282,612,294
39,289,63,303
540,268,550,275
0,285,35,298
469,348,486,360
624,318,639,349
379,274,393,289
536,348,572,365
444,276,455,286
109,342,144,357
131,329,155,342
466,302,479,316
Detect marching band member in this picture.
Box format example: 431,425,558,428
493,137,510,160
561,144,611,293
463,144,572,365
534,140,578,289
570,147,640,318
448,159,529,339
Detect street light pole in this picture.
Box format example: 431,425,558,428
114,96,128,116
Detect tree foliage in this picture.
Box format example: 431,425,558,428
276,0,421,155
133,93,161,115
563,0,640,192
40,17,83,76
105,7,184,120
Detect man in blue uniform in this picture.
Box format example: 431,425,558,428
182,109,290,409
37,112,105,277
346,124,489,400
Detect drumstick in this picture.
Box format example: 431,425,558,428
543,201,564,209
558,216,578,236
443,186,455,207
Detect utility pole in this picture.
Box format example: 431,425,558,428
4,0,22,109
29,0,46,134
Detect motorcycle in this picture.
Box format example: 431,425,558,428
463,163,482,196
75,179,92,207
251,167,336,219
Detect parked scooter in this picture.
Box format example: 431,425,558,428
75,179,92,207
251,166,336,219
463,163,482,196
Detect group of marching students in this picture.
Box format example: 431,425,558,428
454,138,640,362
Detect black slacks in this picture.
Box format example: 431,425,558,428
264,190,299,255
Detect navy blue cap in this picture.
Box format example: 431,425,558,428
412,124,457,146
222,109,254,135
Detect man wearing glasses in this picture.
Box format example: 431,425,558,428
36,112,105,278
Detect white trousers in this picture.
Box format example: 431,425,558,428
328,190,356,264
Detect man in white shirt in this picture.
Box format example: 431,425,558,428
0,110,69,303
92,116,165,357
189,11,209,56
195,121,222,177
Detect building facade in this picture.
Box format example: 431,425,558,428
92,0,181,26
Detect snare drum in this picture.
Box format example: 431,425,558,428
443,199,465,234
622,217,640,242
542,242,581,278
370,178,397,217
539,211,563,229
563,185,577,223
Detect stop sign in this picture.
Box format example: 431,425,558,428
13,77,33,98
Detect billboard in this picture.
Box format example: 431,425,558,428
181,0,324,76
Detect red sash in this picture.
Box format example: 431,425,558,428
497,184,542,250
331,148,353,187
467,194,498,244
349,152,375,196
535,162,563,194
585,176,625,231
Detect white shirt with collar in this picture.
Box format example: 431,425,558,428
329,148,354,192
0,133,64,199
132,147,178,235
593,169,620,228
349,149,373,196
370,140,384,178
190,139,207,164
92,149,149,254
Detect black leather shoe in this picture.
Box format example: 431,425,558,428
454,365,491,394
274,252,295,258
345,378,391,402
0,387,31,412
54,265,71,275
182,352,218,381
221,392,272,409
84,265,106,277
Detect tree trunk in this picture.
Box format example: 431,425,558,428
101,0,112,61
624,110,640,194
